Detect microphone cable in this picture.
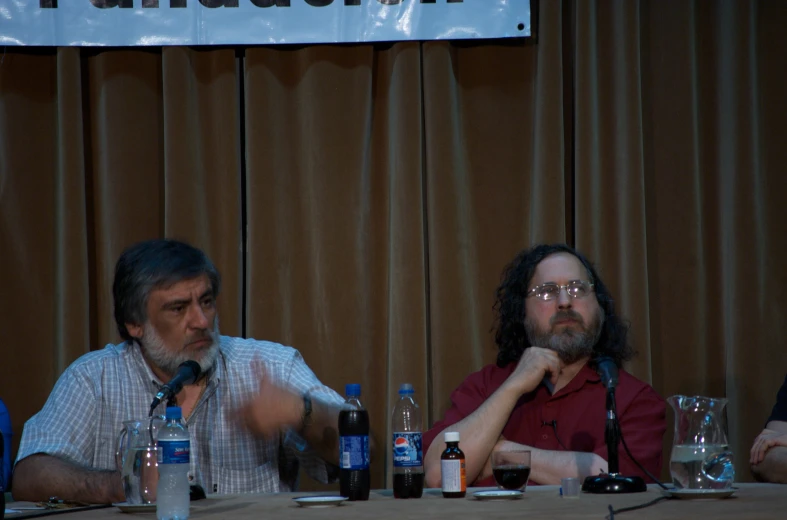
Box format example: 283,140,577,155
604,391,671,520
541,420,569,451
605,496,669,520
611,395,669,490
541,408,667,490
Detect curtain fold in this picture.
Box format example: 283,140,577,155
243,43,428,489
573,0,652,382
161,47,243,337
422,3,568,428
83,50,165,345
0,50,65,439
54,48,91,373
640,0,787,479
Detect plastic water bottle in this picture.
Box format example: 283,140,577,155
338,383,370,501
157,407,190,520
392,383,424,498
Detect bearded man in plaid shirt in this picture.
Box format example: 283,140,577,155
14,239,347,504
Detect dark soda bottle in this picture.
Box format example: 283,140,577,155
440,432,466,498
392,383,424,499
338,384,370,501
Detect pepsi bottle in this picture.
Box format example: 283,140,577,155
338,384,370,501
392,383,424,498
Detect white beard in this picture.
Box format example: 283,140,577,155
140,316,220,377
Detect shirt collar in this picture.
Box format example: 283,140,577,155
125,339,224,391
549,361,602,398
125,341,165,390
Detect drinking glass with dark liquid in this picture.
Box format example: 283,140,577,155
491,450,531,491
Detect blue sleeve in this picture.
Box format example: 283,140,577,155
0,398,11,489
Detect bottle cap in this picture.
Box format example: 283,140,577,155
398,383,414,395
444,431,460,443
345,383,361,397
165,406,182,420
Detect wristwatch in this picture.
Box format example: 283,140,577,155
300,393,313,432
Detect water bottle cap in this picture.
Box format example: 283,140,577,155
444,431,460,443
398,383,414,395
345,383,361,397
165,406,183,420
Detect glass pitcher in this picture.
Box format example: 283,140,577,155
115,416,165,504
667,395,735,490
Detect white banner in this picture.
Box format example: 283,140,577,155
0,1,530,46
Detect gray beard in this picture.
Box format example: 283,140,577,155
140,317,221,378
525,308,604,365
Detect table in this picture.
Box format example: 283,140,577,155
6,484,786,519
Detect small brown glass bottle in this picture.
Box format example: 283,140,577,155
440,431,466,498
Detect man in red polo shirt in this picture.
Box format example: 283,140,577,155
423,244,666,487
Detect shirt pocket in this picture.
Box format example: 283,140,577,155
210,460,279,494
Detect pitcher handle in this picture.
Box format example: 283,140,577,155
115,425,129,472
701,451,736,485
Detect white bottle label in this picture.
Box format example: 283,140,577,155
441,459,465,492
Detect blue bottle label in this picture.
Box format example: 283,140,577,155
339,435,369,470
392,432,422,467
160,440,190,464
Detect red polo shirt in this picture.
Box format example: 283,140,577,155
423,362,666,486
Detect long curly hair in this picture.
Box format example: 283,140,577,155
493,244,634,368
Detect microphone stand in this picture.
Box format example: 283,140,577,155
582,387,647,494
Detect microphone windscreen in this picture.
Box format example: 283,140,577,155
180,360,202,383
595,356,619,389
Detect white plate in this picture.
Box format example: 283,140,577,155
293,496,349,508
473,490,524,501
113,502,158,513
662,488,736,500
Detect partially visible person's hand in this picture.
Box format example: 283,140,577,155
750,429,787,465
240,363,303,438
502,347,562,397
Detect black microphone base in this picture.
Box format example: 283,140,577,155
582,474,647,494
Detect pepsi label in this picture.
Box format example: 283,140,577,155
392,432,422,467
340,435,370,470
160,440,190,465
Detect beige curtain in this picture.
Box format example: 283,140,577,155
1,0,786,491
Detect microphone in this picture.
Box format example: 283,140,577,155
582,355,646,494
149,360,201,416
595,356,619,390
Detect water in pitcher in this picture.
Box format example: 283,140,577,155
122,446,159,504
670,443,734,489
667,396,735,490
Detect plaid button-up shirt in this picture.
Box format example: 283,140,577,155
16,336,344,493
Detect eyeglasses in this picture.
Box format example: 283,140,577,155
527,280,595,301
